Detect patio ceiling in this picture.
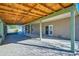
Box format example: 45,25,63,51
0,3,73,25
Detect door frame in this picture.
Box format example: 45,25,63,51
48,25,53,36
45,25,54,36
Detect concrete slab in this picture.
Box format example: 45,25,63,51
0,34,79,56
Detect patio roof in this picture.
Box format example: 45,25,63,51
0,3,73,25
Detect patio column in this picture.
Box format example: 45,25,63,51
22,25,26,35
40,20,42,40
23,25,26,35
30,24,32,34
0,19,5,44
70,7,76,53
3,23,7,38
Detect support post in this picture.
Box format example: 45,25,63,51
23,25,26,35
0,19,5,44
40,20,42,40
30,24,32,34
70,7,76,53
22,25,26,35
3,23,7,39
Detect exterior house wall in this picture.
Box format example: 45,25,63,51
32,24,40,35
32,17,70,39
75,15,79,40
32,15,79,40
42,18,70,39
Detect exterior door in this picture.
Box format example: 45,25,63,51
25,25,32,34
45,26,49,35
48,25,53,36
45,25,53,36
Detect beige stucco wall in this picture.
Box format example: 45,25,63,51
42,18,70,39
32,15,79,40
75,15,79,40
32,23,40,35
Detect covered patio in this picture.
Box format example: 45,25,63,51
0,3,79,55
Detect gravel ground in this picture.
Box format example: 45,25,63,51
0,34,79,56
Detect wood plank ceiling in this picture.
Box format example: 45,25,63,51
0,3,72,25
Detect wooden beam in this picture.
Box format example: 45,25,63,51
59,3,65,8
41,4,56,11
60,3,73,8
0,11,17,16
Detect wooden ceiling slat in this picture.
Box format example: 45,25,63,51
58,3,65,8
60,3,72,8
26,3,36,7
0,11,17,15
0,9,20,15
31,9,47,16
